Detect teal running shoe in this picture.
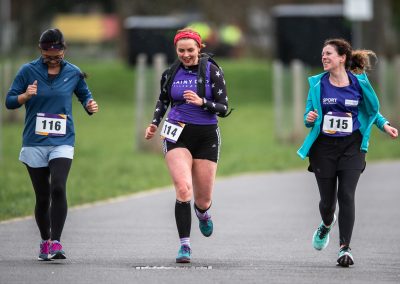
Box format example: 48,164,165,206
194,205,213,237
199,218,213,237
176,245,191,263
312,214,336,250
49,240,66,259
38,240,50,261
337,246,354,267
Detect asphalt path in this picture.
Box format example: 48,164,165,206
1,161,399,283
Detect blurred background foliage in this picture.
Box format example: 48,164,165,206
2,0,400,59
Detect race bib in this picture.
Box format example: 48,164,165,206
160,121,185,143
322,112,353,135
35,113,67,136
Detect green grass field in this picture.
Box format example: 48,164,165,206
1,58,399,221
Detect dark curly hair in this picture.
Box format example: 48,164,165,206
324,38,376,74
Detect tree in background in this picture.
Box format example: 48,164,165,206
2,0,400,58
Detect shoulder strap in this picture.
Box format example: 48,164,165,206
196,53,224,98
162,59,181,105
196,54,210,98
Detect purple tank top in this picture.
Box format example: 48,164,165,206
320,71,363,137
167,62,217,125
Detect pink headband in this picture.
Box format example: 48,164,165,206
173,31,202,47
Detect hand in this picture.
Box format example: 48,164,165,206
383,124,398,139
145,124,158,140
306,109,319,123
183,90,203,106
24,80,38,100
86,99,99,113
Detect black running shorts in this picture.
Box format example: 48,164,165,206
163,124,221,162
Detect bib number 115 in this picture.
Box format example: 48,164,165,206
323,113,352,134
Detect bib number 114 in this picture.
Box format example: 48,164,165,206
160,121,184,142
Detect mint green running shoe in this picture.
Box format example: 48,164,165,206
312,214,336,250
337,246,354,267
194,206,213,237
176,245,191,263
199,218,213,237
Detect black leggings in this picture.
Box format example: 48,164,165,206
315,169,362,246
26,158,72,241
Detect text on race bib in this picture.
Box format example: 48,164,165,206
322,112,353,135
160,121,185,143
35,113,67,136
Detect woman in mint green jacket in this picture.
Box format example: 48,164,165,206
297,39,398,267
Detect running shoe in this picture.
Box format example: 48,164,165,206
312,214,336,250
194,206,213,237
176,245,191,263
49,240,66,259
38,240,50,261
199,218,213,237
337,246,354,267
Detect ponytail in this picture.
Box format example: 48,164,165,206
349,50,377,74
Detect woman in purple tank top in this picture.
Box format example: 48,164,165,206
145,28,229,263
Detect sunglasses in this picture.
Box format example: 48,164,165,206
41,52,64,64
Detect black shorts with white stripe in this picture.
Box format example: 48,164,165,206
163,124,220,162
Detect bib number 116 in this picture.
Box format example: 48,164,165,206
35,113,67,136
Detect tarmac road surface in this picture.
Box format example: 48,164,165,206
1,161,399,283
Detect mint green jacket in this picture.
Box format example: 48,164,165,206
297,72,388,160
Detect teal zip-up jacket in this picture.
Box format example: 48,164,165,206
297,71,388,160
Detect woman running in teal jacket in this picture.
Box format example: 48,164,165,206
298,38,398,267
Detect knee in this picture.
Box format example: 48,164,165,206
338,192,355,206
319,201,335,215
175,181,192,201
51,180,66,199
195,197,212,209
36,194,50,208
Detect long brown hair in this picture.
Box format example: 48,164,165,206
324,38,376,74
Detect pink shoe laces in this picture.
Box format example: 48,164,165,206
50,241,63,253
40,241,50,254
